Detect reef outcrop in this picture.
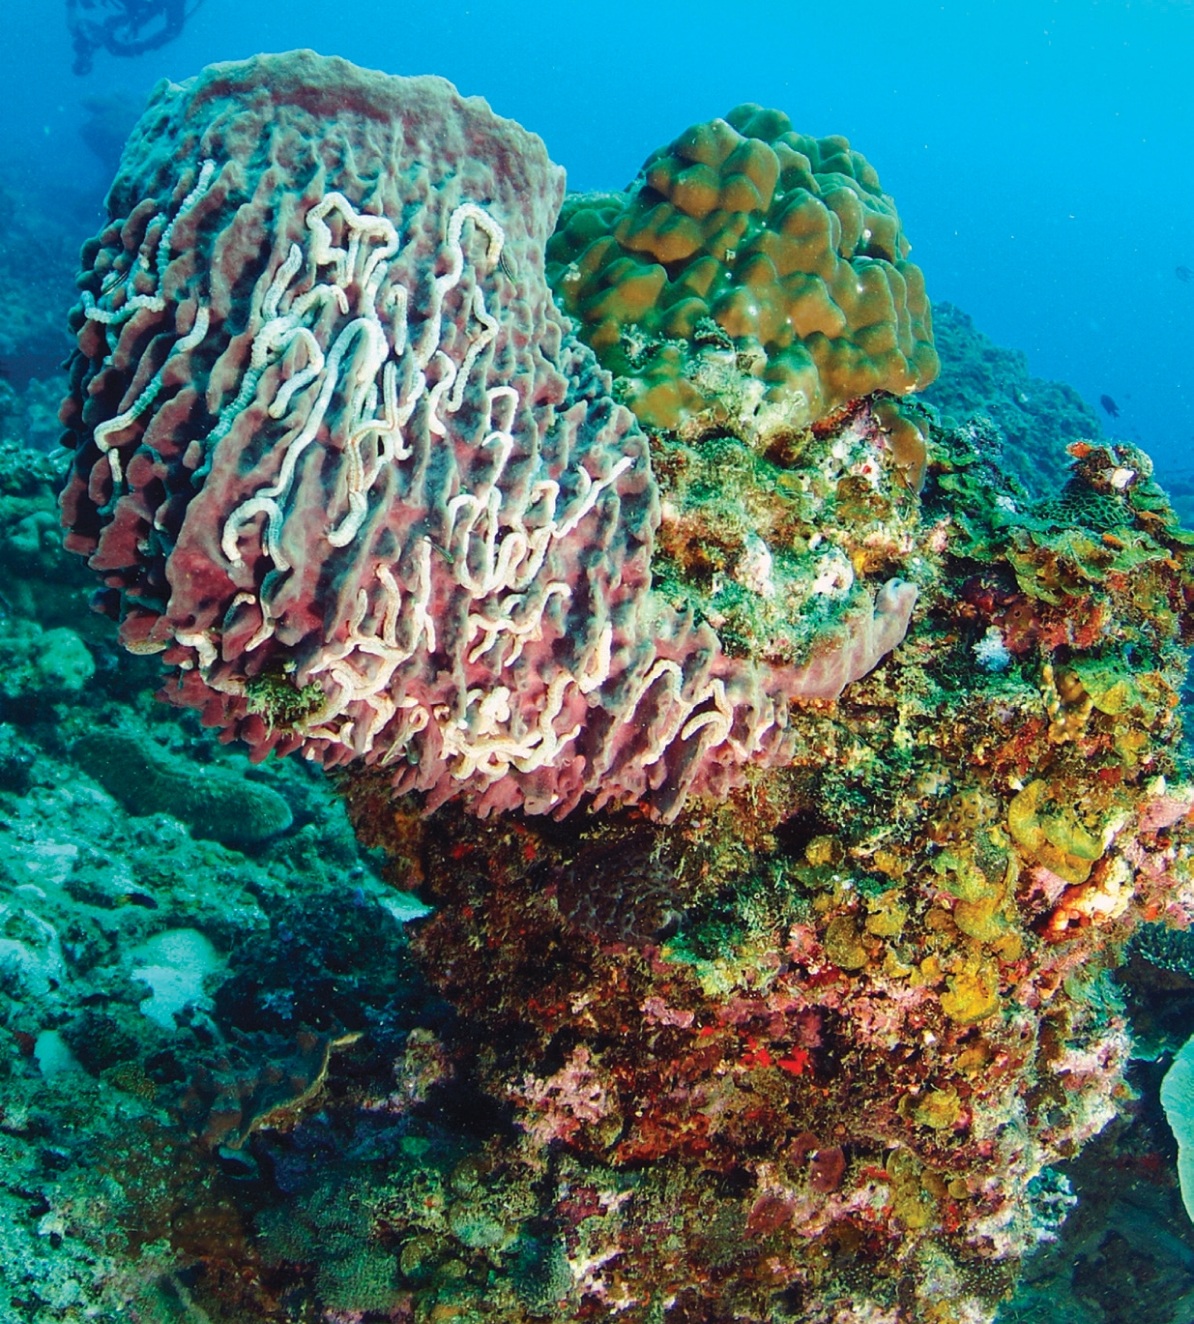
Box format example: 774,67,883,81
52,48,1194,1324
341,427,1194,1322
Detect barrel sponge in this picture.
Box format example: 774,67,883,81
546,104,939,445
58,53,922,823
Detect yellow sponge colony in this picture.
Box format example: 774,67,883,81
546,104,939,446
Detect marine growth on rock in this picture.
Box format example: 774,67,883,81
53,47,1194,1324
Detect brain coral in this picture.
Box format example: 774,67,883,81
546,104,939,449
59,51,919,820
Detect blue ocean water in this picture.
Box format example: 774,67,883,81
2,0,1192,474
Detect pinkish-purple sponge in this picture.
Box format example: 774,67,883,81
60,50,915,819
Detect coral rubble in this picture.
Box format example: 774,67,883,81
0,433,429,1321
70,724,293,846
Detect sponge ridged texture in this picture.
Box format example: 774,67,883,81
57,54,921,823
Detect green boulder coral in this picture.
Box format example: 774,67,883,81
71,727,292,847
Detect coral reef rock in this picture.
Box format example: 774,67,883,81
342,428,1194,1324
52,47,1194,1324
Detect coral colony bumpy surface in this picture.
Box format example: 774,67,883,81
46,48,1194,1324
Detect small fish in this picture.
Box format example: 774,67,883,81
1177,265,1192,283
1100,394,1120,419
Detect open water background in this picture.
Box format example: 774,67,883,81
0,6,1191,1321
1,0,1191,475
